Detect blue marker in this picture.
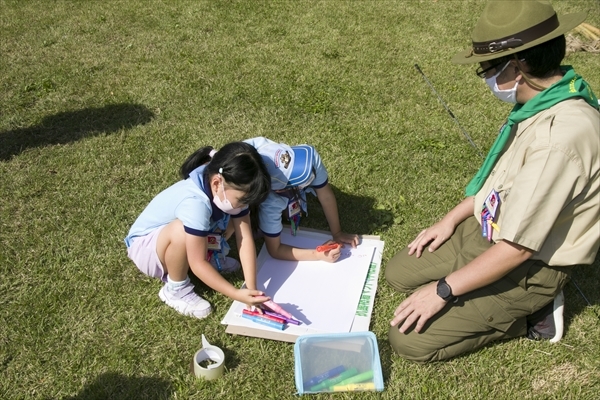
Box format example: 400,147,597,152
241,313,285,330
303,365,346,388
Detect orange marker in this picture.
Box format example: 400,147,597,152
316,243,339,252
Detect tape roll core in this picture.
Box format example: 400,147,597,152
193,345,225,380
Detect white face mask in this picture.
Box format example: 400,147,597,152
213,179,246,215
485,61,519,104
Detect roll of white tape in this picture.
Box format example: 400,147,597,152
192,335,225,380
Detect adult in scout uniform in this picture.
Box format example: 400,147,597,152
244,137,359,262
385,0,599,362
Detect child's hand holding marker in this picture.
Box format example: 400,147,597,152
239,290,270,309
316,241,342,263
241,298,301,330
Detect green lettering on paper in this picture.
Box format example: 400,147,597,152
355,262,377,317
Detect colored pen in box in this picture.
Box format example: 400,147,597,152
242,309,286,324
333,370,374,387
303,365,345,388
241,313,284,330
332,382,376,392
309,368,358,392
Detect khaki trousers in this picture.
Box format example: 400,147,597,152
385,216,570,363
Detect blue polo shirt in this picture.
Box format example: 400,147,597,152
124,165,249,247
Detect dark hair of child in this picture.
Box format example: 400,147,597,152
180,142,271,206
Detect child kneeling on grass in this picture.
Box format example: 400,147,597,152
124,142,271,318
245,137,359,262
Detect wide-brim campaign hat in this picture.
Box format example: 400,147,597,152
452,0,586,64
257,141,315,190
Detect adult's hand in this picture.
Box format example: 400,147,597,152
407,219,455,258
390,282,447,333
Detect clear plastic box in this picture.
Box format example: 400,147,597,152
294,332,384,394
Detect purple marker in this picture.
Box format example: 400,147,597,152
264,310,301,325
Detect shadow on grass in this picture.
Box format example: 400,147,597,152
305,185,396,236
0,103,154,161
59,372,172,400
565,255,600,325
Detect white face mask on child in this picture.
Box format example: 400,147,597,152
213,180,246,215
485,61,519,104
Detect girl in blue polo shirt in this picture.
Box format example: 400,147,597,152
125,142,271,319
244,137,359,262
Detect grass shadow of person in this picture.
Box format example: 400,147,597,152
0,103,154,161
58,372,173,400
302,184,396,237
564,254,600,327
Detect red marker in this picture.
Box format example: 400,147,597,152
242,309,286,324
316,243,339,252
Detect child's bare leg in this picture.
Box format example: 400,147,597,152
156,219,189,281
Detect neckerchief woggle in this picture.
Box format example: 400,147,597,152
465,66,598,197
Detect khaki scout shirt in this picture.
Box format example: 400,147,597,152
474,98,600,266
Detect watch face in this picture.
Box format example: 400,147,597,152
437,281,451,299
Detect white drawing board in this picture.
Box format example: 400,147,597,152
221,227,385,342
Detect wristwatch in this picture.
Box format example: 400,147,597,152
436,277,457,303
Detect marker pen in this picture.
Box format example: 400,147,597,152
334,370,374,387
331,382,376,391
242,309,286,324
241,313,284,330
303,365,345,388
316,243,339,252
309,367,358,391
262,299,294,320
263,310,300,325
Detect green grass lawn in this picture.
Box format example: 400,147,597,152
1,1,599,399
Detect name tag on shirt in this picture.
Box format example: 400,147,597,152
484,189,500,219
288,200,301,218
207,234,222,250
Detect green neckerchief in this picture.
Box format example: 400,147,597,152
465,66,599,197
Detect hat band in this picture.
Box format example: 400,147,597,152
472,13,559,55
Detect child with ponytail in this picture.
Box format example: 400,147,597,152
124,142,271,318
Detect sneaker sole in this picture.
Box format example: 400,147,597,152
549,290,564,343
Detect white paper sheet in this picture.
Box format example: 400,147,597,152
227,245,375,333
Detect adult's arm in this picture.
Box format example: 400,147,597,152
391,239,533,333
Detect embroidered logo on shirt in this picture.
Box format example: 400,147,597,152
275,149,291,169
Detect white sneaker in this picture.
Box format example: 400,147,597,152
209,253,241,273
159,282,212,319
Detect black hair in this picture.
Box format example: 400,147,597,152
180,142,271,206
516,35,566,78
